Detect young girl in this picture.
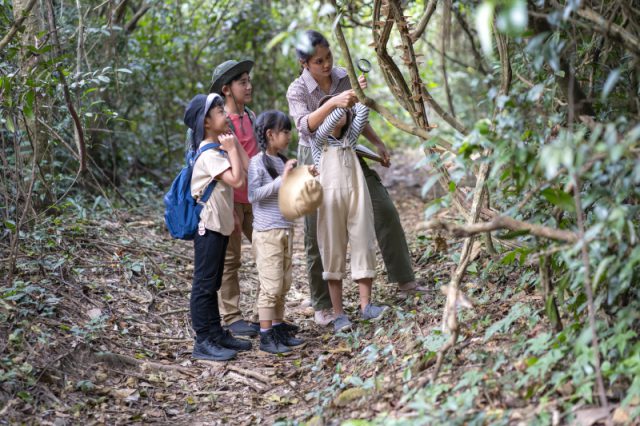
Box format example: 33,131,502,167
186,92,252,361
312,96,388,332
248,110,307,354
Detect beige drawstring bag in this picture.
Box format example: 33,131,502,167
278,166,323,220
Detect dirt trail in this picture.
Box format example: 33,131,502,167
5,149,523,424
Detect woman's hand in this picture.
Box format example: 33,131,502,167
358,74,368,90
308,165,319,177
219,132,237,152
282,159,297,178
331,90,357,109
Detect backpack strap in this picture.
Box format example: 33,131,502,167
244,106,256,126
193,142,221,203
227,107,256,135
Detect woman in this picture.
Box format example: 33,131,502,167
286,30,426,327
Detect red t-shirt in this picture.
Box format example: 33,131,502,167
228,112,259,204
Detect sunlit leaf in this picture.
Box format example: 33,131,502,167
475,2,495,57
266,31,291,51
601,68,621,101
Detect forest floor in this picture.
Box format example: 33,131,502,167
3,149,622,425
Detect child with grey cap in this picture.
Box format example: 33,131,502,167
185,92,251,361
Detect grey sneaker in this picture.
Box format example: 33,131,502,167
333,314,353,333
314,309,335,326
361,304,388,321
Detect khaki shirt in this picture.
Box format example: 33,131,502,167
191,143,234,236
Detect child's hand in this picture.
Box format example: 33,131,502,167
308,165,319,177
377,144,391,168
219,132,237,151
358,74,368,90
283,159,297,178
332,90,357,109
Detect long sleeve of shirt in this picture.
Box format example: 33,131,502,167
248,156,282,203
311,107,348,168
286,80,314,143
315,107,347,147
346,103,369,143
247,153,292,231
310,104,370,168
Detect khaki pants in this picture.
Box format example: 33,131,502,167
317,147,376,281
253,228,293,321
218,202,253,325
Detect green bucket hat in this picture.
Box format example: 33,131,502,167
209,59,254,94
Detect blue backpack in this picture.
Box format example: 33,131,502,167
164,143,221,240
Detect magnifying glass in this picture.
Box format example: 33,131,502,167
357,58,372,74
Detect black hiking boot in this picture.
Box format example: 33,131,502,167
192,338,237,361
259,329,292,355
278,321,300,334
273,324,306,349
216,329,252,352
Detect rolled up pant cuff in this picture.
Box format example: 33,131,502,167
322,271,345,281
352,270,376,281
258,307,277,321
221,313,243,326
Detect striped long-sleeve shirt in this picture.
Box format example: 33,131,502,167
248,152,293,231
310,103,369,168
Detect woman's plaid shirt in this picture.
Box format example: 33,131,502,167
286,67,352,147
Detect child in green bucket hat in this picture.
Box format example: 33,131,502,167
209,59,261,337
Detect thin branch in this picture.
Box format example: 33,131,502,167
572,173,608,409
192,0,232,63
114,0,130,24
575,6,640,54
75,0,85,76
495,28,511,97
440,0,456,118
45,0,87,174
388,0,429,129
420,85,469,134
7,113,38,283
0,0,39,51
453,7,489,75
124,2,151,33
410,0,437,42
331,3,440,142
425,39,482,71
372,2,420,117
423,216,579,243
431,160,491,382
